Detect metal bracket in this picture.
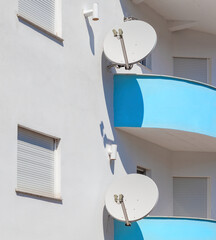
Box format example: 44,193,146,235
114,194,131,226
107,63,128,69
112,29,133,70
124,16,138,22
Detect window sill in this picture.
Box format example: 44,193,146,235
15,189,63,203
17,14,64,43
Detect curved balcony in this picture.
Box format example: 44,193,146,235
114,74,216,151
115,217,216,240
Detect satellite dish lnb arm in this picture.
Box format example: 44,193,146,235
114,194,131,226
112,29,132,70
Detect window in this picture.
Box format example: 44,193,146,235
140,54,152,70
17,126,61,200
173,57,210,84
18,0,62,40
173,177,209,218
137,166,151,177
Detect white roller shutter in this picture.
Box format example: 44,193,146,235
173,177,208,218
17,127,56,198
173,57,208,83
18,0,56,35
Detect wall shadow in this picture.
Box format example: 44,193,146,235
85,18,95,55
100,121,115,174
103,207,114,240
114,74,144,127
119,0,132,18
100,53,117,174
100,3,147,239
114,220,144,240
101,52,144,174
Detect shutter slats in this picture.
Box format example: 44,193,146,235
17,180,54,191
173,177,207,218
18,166,54,176
17,175,54,186
173,57,208,83
17,128,55,198
18,145,54,162
18,7,55,29
18,0,56,34
18,148,54,161
18,154,54,166
17,179,54,190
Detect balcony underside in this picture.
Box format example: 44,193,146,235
114,74,216,151
118,127,216,151
115,217,216,240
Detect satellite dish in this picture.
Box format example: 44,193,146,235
103,20,157,68
105,174,159,225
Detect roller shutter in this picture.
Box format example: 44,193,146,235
17,127,56,198
173,57,208,83
173,177,208,218
18,0,56,35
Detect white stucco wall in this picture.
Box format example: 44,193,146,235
0,0,215,239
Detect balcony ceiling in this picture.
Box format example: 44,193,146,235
138,0,216,35
119,127,216,152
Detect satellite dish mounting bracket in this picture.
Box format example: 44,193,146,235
107,63,132,70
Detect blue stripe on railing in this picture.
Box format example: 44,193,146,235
114,217,216,240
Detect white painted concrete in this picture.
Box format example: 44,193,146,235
0,0,216,239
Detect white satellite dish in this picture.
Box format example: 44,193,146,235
105,174,159,226
103,20,157,69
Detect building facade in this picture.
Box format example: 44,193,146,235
0,0,216,239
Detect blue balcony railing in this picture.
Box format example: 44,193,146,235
114,217,216,240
